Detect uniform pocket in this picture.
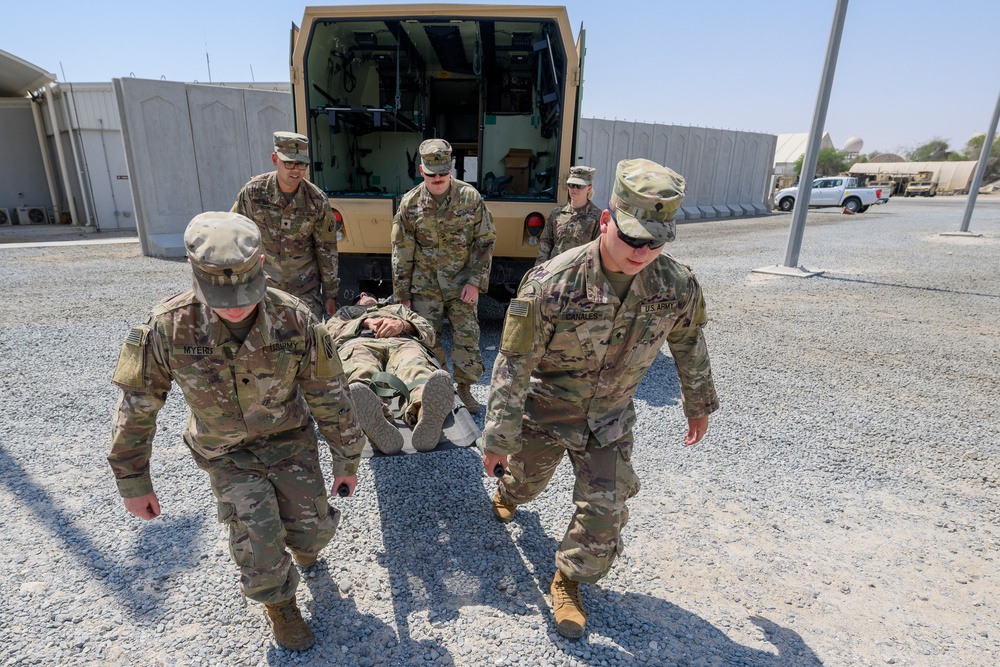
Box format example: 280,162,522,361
217,502,254,567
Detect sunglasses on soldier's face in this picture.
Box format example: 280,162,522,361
280,160,308,171
609,210,666,250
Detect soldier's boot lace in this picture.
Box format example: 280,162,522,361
290,550,317,568
550,570,586,639
263,596,315,651
456,383,481,413
349,382,404,454
411,370,453,452
491,488,516,523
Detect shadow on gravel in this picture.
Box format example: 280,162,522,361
369,446,533,660
818,274,1000,299
0,444,205,617
633,350,681,408
506,506,823,665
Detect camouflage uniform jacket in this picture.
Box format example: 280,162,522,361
535,200,602,265
483,240,719,456
108,288,364,498
232,172,340,302
326,303,437,350
391,178,496,302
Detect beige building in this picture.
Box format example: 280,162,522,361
773,132,835,189
848,161,979,195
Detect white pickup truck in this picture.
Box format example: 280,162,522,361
773,177,888,213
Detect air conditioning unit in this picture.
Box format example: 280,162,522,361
0,208,11,226
15,206,48,225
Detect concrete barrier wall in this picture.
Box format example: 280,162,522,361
577,118,776,221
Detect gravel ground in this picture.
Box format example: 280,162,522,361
0,197,997,667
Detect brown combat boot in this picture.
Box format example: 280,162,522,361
411,370,453,452
550,570,586,638
491,489,516,523
350,382,404,454
262,596,315,651
456,383,481,413
290,550,317,568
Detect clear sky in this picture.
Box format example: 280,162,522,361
5,0,998,156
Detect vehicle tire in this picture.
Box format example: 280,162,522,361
778,197,794,212
929,190,936,197
843,198,862,213
859,205,870,213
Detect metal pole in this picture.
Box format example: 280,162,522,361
957,88,1000,233
782,0,849,268
57,84,95,227
44,85,78,225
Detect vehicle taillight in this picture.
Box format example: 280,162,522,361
525,213,545,237
331,208,344,240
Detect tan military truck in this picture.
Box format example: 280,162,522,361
291,4,585,301
904,171,938,197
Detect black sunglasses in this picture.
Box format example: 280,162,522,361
609,210,666,250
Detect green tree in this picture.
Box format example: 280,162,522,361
908,138,962,162
963,133,1000,183
792,147,851,178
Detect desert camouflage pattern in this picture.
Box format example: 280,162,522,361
328,303,441,425
496,426,639,583
108,287,364,500
484,239,718,455
609,158,686,244
273,131,310,163
232,172,340,317
418,138,453,175
198,441,338,603
391,178,495,383
534,200,602,265
482,239,718,581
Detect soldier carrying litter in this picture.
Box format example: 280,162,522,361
391,139,496,413
232,131,341,318
107,211,364,652
481,158,720,639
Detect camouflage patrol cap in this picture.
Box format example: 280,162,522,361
566,165,596,187
273,131,310,164
609,158,686,244
184,212,266,308
419,139,453,175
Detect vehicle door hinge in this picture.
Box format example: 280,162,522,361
571,67,580,86
290,66,302,86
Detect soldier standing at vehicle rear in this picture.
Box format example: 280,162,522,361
108,212,363,652
482,159,719,639
534,165,601,265
391,139,496,413
232,131,340,318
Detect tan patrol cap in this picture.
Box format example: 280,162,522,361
183,212,266,308
273,131,310,163
566,165,595,187
609,158,686,244
419,139,453,175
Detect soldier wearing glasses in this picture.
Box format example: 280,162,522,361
534,165,601,265
232,131,340,319
481,158,719,639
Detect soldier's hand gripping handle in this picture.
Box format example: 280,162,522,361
481,449,508,480
337,483,350,497
493,463,506,478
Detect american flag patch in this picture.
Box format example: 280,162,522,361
125,327,144,346
508,299,530,317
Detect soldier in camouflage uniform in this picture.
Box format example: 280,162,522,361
391,139,496,413
232,131,340,319
328,293,455,454
482,159,719,639
108,212,364,652
534,165,601,265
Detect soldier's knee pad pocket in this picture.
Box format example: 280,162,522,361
217,502,254,568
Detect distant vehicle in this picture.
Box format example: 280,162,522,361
904,171,938,197
773,177,888,213
866,175,899,197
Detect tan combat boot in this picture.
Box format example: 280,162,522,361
349,382,403,454
411,370,453,452
491,489,516,523
550,570,586,638
290,550,317,568
263,596,315,651
456,383,481,413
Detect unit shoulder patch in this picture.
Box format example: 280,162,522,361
500,298,536,355
112,325,151,389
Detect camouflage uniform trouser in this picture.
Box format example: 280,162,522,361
194,435,338,604
339,337,441,427
410,293,483,386
497,424,641,584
